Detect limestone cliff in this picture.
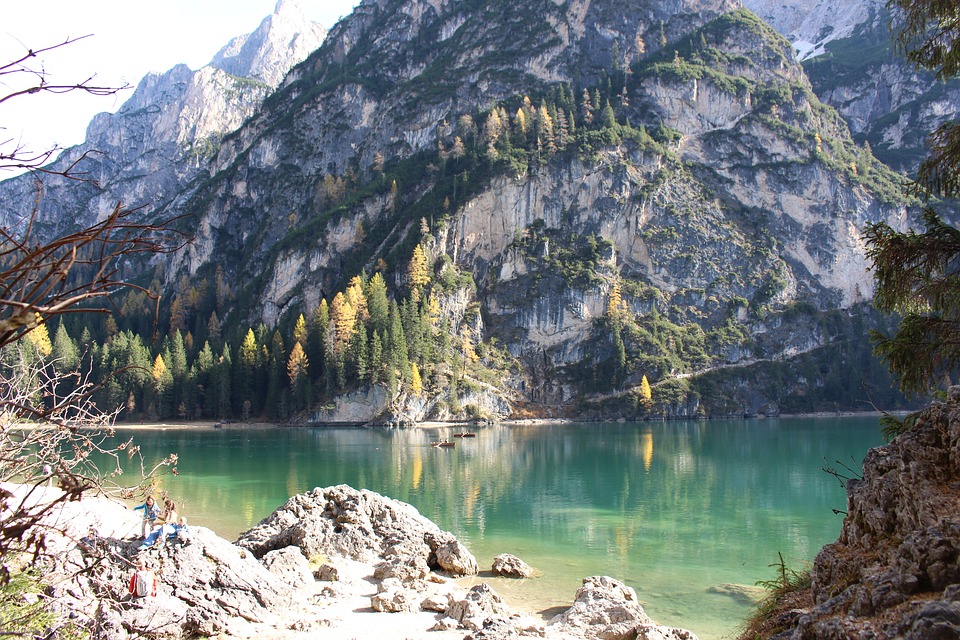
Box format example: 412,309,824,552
0,0,925,419
161,3,913,418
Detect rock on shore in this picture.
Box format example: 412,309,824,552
15,483,697,639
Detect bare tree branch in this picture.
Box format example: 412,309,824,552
0,36,130,180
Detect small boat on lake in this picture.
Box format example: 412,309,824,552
453,432,477,438
432,440,455,448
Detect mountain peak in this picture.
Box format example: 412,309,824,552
211,0,327,85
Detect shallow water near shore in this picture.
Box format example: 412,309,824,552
102,416,883,639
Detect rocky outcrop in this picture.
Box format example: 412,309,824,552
237,484,480,576
757,387,960,637
17,481,697,639
5,484,294,639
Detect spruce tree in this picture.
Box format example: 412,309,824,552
865,0,960,395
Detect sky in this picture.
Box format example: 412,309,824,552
0,0,361,161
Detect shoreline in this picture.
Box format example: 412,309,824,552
102,410,894,431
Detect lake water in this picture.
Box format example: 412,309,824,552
107,417,884,639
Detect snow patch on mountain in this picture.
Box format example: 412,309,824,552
743,0,882,60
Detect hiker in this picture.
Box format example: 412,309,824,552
133,496,160,539
128,559,158,598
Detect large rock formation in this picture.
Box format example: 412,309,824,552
237,484,480,576
12,482,696,639
754,387,960,638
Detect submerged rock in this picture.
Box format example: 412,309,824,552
491,553,536,578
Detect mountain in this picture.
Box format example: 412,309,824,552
0,0,326,237
743,0,960,173
139,0,916,420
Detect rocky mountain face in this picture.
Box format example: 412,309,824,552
152,0,914,418
0,0,326,237
744,0,960,173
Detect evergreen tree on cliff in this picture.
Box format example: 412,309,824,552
864,0,960,396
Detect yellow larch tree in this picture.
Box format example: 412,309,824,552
640,375,652,402
346,276,368,323
410,362,423,396
330,292,356,353
24,315,52,356
606,279,626,319
293,313,308,346
287,341,309,387
407,245,431,294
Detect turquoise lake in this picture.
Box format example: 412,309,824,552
108,417,884,639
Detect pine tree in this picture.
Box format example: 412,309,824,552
51,324,79,371
369,331,384,384
865,0,960,395
311,299,331,381
351,325,368,382
601,101,617,129
216,344,233,419
266,331,286,418
388,301,409,383
207,312,222,347
366,273,390,336
613,323,626,387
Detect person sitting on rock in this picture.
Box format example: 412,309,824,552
140,512,188,549
173,516,191,545
79,526,100,553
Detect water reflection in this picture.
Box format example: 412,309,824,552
103,418,882,640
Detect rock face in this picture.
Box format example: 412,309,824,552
743,0,960,173
7,485,294,639
148,1,912,419
15,481,697,639
763,387,960,638
0,0,326,237
237,484,480,576
0,0,927,420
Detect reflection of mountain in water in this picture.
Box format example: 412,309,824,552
103,420,882,639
